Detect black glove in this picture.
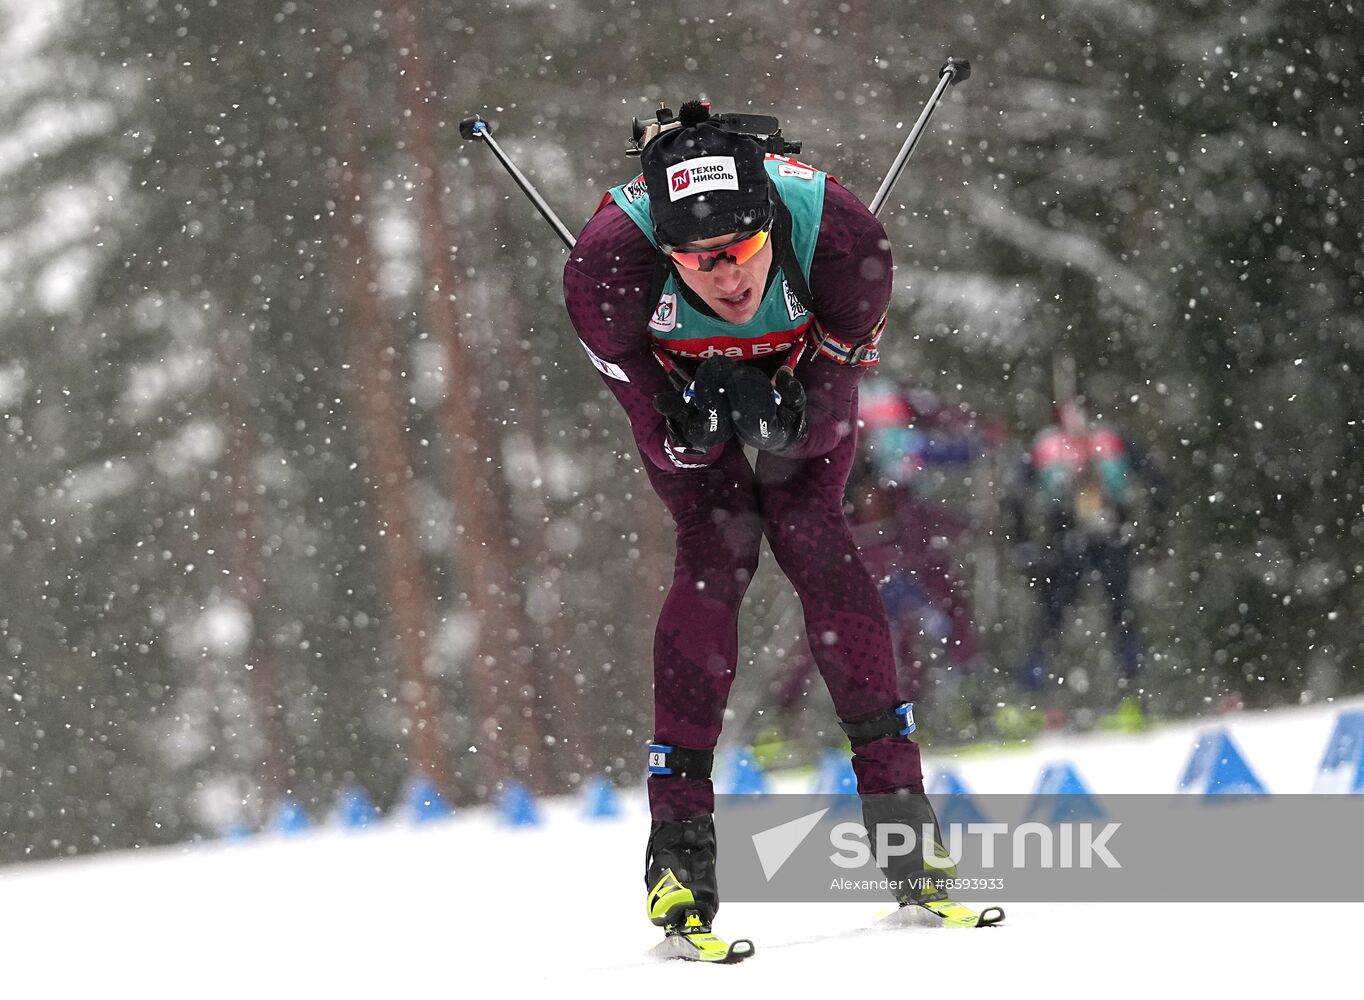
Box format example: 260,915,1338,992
726,365,808,451
652,357,734,451
773,368,808,445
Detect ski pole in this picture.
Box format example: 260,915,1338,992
782,57,971,379
459,115,578,251
868,57,970,218
460,114,691,391
650,346,690,389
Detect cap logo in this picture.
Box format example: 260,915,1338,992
665,156,739,202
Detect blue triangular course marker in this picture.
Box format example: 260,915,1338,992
271,798,312,835
928,768,973,797
928,768,991,826
811,749,858,795
1315,710,1364,794
498,779,542,827
581,775,621,819
1178,728,1267,797
333,785,380,828
720,747,770,795
1024,761,1106,824
399,775,453,823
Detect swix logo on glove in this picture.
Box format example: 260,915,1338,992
666,156,739,201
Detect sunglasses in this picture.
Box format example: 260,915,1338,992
661,221,772,272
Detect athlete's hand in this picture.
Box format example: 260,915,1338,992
772,368,808,446
727,365,807,451
652,357,735,451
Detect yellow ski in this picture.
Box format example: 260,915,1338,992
646,869,756,963
877,898,1006,928
648,912,756,963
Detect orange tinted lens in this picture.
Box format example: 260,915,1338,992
727,227,769,265
669,228,770,271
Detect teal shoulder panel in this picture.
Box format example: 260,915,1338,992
606,173,659,247
763,156,827,278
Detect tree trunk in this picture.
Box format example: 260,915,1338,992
323,40,450,797
383,0,542,792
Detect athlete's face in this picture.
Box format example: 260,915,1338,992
671,231,774,325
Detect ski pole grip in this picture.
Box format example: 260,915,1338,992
940,58,971,84
459,115,490,141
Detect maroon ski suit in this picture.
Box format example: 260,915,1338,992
563,180,924,821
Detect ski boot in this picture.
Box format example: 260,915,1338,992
644,816,754,963
842,703,1005,930
862,788,1006,929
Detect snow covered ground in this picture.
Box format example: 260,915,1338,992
3,696,1361,998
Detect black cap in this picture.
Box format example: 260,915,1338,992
641,102,772,247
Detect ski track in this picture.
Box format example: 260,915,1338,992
2,697,1361,998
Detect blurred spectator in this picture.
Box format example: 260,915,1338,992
760,379,1000,751
1007,397,1167,724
